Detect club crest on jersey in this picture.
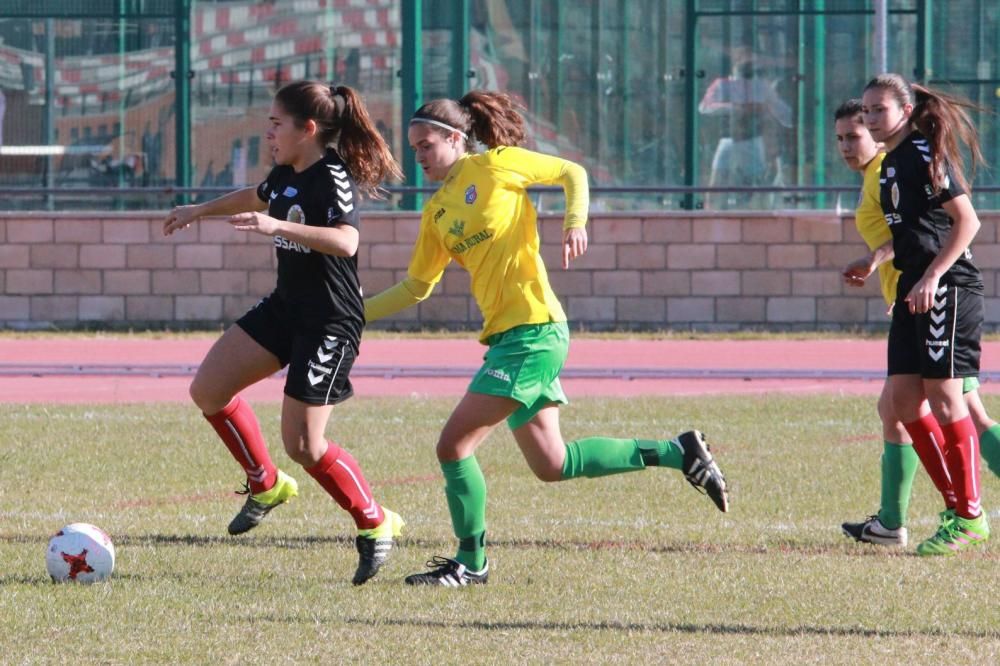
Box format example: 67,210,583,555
283,186,298,197
275,204,310,253
891,182,899,209
464,185,477,204
886,167,896,178
287,204,305,225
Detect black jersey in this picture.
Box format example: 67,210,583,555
256,149,364,346
879,131,983,295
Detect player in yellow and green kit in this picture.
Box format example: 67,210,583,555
365,91,729,586
834,99,1000,547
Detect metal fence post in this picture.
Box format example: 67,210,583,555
401,0,423,211
174,0,192,204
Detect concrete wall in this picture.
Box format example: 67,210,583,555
2,210,998,331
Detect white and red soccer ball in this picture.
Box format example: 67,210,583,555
45,523,115,583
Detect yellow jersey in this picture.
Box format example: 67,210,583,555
406,146,588,342
855,152,899,306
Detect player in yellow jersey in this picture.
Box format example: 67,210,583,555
834,99,1000,548
365,90,729,586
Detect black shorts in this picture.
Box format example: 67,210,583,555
236,294,357,405
887,284,982,379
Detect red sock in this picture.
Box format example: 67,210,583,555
306,441,383,529
903,413,956,509
204,396,276,494
939,416,982,519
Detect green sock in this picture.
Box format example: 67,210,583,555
441,456,487,571
561,437,683,480
877,441,918,530
643,438,684,470
979,424,1000,480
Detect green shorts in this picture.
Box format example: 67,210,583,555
469,322,569,430
963,376,980,394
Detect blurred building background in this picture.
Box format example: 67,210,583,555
2,0,998,213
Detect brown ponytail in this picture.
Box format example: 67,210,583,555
864,73,984,193
273,80,402,198
457,90,525,149
331,85,403,197
412,89,526,150
910,83,984,193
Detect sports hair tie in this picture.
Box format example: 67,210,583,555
409,117,469,139
329,86,345,114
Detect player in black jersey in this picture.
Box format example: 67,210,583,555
162,80,405,584
861,73,990,555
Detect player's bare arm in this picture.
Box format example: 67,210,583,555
162,186,266,236
229,212,360,257
905,194,980,313
562,227,588,269
842,239,893,286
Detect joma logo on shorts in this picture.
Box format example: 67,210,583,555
486,368,511,383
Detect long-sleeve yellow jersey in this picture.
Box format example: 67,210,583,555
854,152,899,306
367,146,589,343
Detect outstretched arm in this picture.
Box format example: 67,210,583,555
227,213,360,256
162,186,265,236
365,277,436,322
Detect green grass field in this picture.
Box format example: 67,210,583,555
2,395,999,664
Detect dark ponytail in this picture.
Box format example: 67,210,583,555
273,80,402,197
412,89,526,150
864,73,984,193
457,90,526,149
910,83,984,193
331,85,403,197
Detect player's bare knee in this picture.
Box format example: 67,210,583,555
436,437,472,462
964,397,994,434
969,412,996,435
189,376,225,414
876,401,893,426
929,403,960,425
187,379,202,408
876,388,895,422
282,433,319,467
531,465,563,483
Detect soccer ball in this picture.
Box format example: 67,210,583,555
45,523,115,583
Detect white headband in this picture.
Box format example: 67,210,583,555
409,117,469,140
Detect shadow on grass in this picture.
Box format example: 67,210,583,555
410,537,1000,559
0,573,165,586
0,574,52,586
118,533,355,548
108,476,439,511
3,532,997,559
341,616,1000,640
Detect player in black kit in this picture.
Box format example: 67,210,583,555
862,73,990,555
163,81,404,584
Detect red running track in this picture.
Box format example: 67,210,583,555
1,337,998,403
